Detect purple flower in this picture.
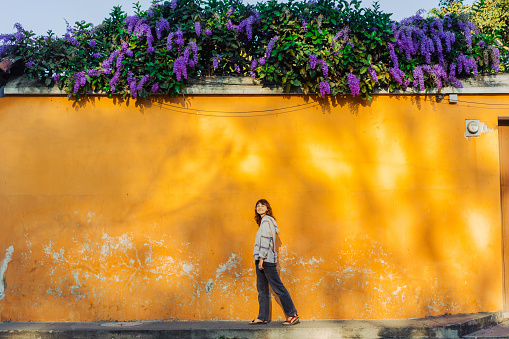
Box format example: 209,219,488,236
226,20,234,31
459,22,473,48
89,39,97,47
309,54,317,69
432,35,444,67
101,59,111,74
175,29,184,46
252,9,261,24
319,80,330,97
244,16,255,40
107,50,120,66
137,75,149,91
73,71,87,93
368,66,378,82
302,20,308,32
478,40,486,48
467,21,478,33
412,65,426,91
265,36,279,59
64,33,79,46
333,27,350,47
127,72,137,96
109,69,121,91
441,31,455,53
258,57,265,65
431,64,447,90
146,10,154,18
167,32,174,51
420,36,434,64
318,59,328,78
91,52,100,59
156,18,170,40
183,46,190,64
347,73,360,97
195,22,201,36
125,15,139,34
152,83,159,92
53,74,60,83
127,71,149,97
133,22,154,53
448,63,463,88
212,55,222,69
388,43,399,68
236,15,255,40
457,54,478,75
388,67,409,87
173,56,187,80
116,53,124,69
121,42,133,57
25,61,35,67
170,0,178,11
13,23,25,41
87,69,99,77
204,28,212,36
0,33,14,55
234,64,240,73
227,7,234,16
430,17,444,33
189,41,198,64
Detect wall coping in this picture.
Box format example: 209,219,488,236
2,74,509,96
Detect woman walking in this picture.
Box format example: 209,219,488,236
249,199,299,325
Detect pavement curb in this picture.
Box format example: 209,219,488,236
0,312,503,339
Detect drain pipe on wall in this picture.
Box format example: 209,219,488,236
0,86,4,97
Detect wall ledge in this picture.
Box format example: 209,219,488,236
3,74,509,96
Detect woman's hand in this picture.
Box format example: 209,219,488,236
258,258,264,270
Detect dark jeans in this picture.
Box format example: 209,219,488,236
255,260,297,321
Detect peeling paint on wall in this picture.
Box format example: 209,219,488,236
216,254,241,279
480,122,494,134
205,279,214,294
0,246,14,300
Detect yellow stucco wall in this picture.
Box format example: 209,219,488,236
0,94,504,321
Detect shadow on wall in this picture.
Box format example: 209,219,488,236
0,93,502,321
69,91,378,117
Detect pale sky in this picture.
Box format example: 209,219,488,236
1,0,475,37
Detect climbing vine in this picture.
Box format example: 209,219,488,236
0,0,504,100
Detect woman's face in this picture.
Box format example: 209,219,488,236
256,203,268,217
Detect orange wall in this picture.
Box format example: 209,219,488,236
0,94,504,321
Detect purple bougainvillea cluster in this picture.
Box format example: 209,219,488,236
386,12,499,92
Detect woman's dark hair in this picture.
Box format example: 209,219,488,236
254,199,276,226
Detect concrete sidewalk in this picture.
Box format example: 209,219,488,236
465,319,509,338
0,312,502,339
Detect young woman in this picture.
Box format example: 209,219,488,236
249,199,299,325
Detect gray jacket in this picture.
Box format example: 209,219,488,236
253,215,280,263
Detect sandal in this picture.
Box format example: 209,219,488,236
248,319,267,325
282,314,299,325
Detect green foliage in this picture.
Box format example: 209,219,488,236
0,0,504,101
